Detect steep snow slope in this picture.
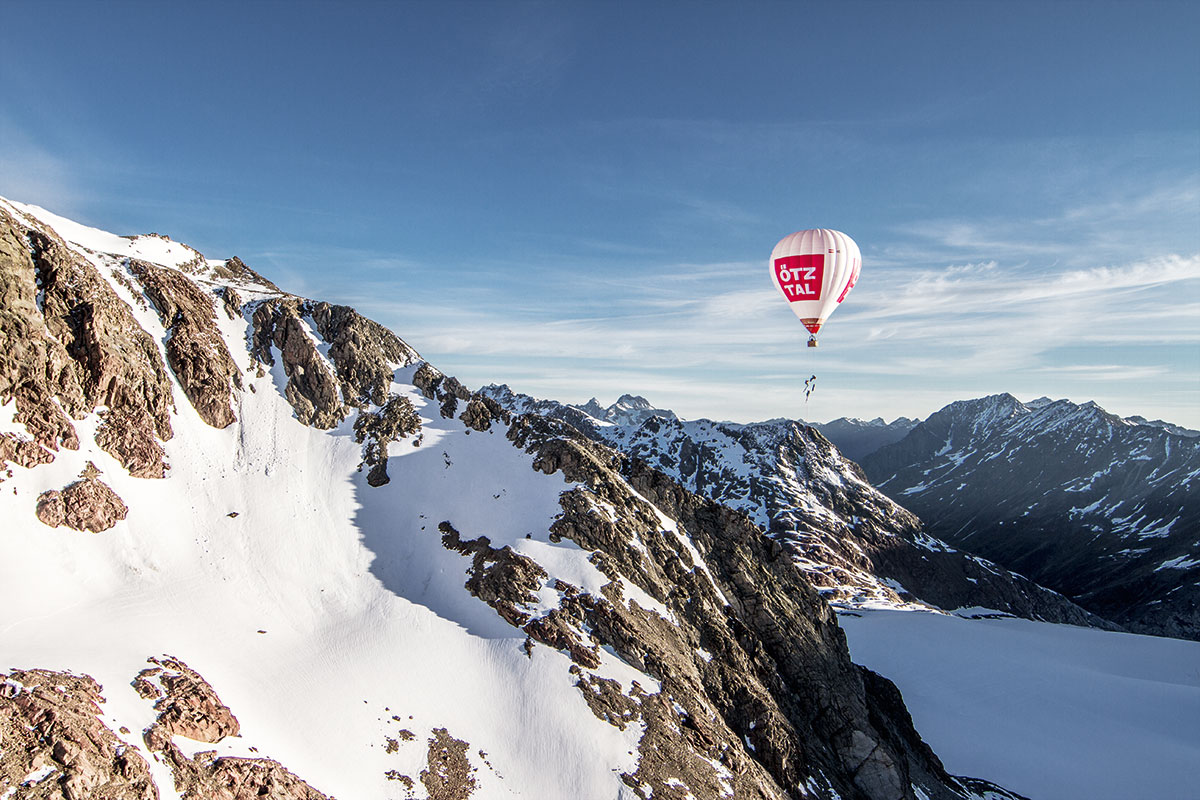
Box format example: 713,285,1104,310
861,393,1200,639
0,198,1016,800
841,609,1200,800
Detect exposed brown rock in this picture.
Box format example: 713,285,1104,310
0,207,173,478
13,389,81,453
31,228,174,449
439,521,545,628
129,260,241,429
412,362,444,400
308,302,419,406
354,393,421,486
0,432,55,469
251,299,345,429
0,208,86,453
420,728,477,800
460,395,508,432
217,286,243,319
146,739,332,800
251,297,420,431
94,406,169,479
134,655,240,743
207,256,283,292
574,672,641,731
0,668,158,800
133,657,333,800
36,467,129,533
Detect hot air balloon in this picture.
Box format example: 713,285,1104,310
769,229,860,347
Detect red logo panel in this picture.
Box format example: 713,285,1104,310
774,254,824,302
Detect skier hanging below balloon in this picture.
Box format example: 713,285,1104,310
803,374,817,402
769,228,861,348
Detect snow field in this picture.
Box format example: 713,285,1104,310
840,609,1200,800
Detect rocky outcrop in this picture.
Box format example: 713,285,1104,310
30,226,175,468
251,298,420,429
354,393,422,486
0,432,55,469
412,363,471,420
129,260,241,429
36,465,129,533
0,207,173,478
131,656,332,800
460,394,507,433
0,207,87,459
133,655,240,743
204,255,282,293
308,301,419,406
143,743,332,800
251,299,345,428
419,728,478,800
413,362,507,434
0,668,157,800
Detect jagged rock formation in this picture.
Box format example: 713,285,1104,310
0,432,55,470
198,255,282,293
35,464,129,533
134,655,331,800
354,394,422,485
0,206,174,477
861,394,1200,640
250,298,421,429
0,660,332,800
482,384,1109,628
129,260,241,429
0,669,158,800
133,656,241,743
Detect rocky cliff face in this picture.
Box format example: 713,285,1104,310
0,197,1025,800
860,394,1200,640
482,384,1110,629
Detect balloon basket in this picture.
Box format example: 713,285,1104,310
807,336,818,348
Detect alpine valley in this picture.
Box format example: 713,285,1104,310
2,197,1199,800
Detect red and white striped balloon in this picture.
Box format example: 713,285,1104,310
769,229,860,340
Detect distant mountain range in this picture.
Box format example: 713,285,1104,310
860,393,1200,639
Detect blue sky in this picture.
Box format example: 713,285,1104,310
3,0,1198,427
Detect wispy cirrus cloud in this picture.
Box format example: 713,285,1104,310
332,243,1199,427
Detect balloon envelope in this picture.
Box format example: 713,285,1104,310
769,229,861,335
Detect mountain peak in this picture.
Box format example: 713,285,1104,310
612,393,653,410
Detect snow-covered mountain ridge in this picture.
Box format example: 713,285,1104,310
860,392,1200,639
0,197,1023,800
480,384,1109,629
